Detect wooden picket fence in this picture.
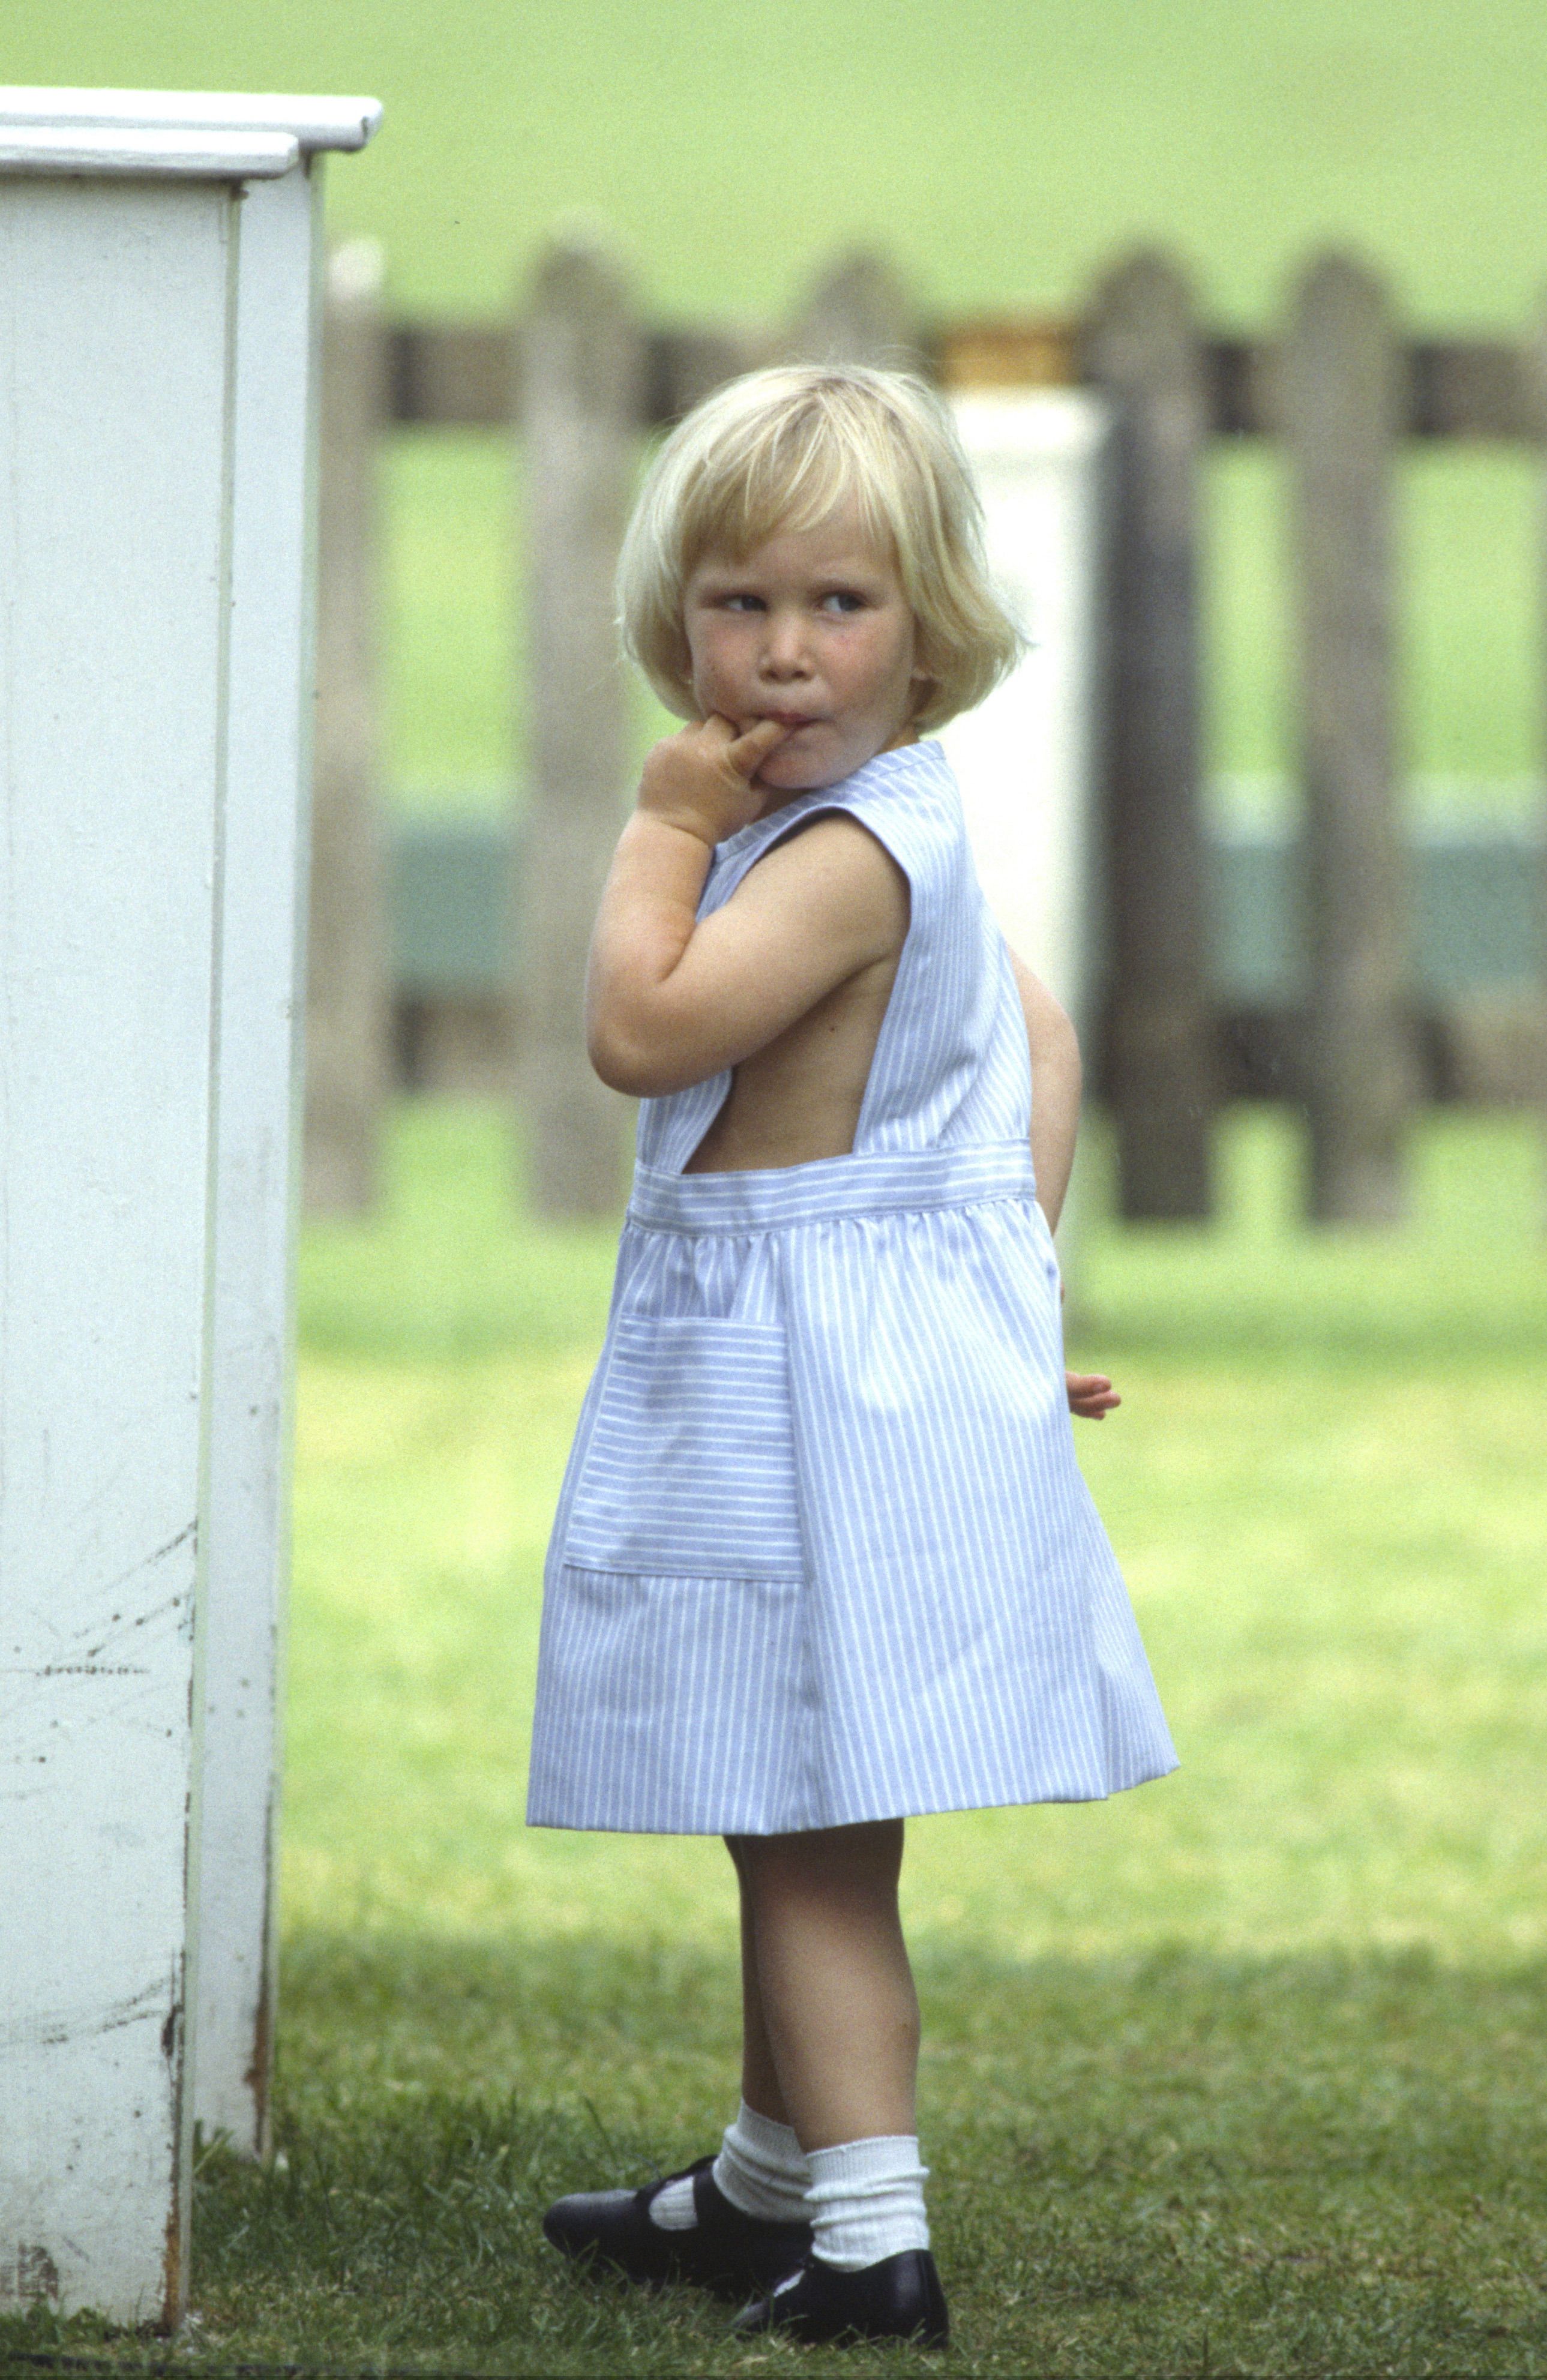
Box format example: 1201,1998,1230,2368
305,236,1547,1227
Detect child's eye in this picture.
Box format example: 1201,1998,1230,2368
722,592,765,613
821,590,867,614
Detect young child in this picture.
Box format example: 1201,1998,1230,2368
529,365,1176,2349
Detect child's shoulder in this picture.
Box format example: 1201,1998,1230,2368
712,742,962,921
793,739,961,853
845,736,958,809
730,805,910,949
826,739,966,876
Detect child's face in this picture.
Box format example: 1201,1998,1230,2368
683,505,923,797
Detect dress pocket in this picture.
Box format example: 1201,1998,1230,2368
563,1313,805,1579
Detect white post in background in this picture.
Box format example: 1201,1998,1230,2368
942,392,1110,1260
0,87,378,2325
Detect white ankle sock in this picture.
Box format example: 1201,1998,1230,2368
713,2100,811,2224
805,2135,930,2271
649,2101,809,2231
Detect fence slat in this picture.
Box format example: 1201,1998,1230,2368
786,250,922,370
1086,252,1215,1219
1282,253,1413,1222
305,242,391,1213
518,232,644,1216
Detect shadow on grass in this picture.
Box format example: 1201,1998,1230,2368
8,1931,1547,2376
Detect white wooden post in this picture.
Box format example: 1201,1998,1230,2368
0,87,377,2323
941,392,1110,1258
202,151,382,2161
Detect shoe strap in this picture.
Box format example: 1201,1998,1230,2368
638,2153,715,2214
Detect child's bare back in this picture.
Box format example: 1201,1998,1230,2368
683,816,909,1173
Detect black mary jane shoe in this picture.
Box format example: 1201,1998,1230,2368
542,2154,813,2298
732,2247,950,2348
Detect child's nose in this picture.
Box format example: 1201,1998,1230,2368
761,612,813,677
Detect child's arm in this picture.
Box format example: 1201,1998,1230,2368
1008,949,1120,1422
587,717,910,1097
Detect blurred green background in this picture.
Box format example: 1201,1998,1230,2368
15,0,1547,322
8,0,1547,807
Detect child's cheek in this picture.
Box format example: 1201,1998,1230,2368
689,637,734,712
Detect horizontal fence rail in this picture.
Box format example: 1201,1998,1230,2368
382,319,1547,440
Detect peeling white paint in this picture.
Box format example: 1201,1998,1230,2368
0,168,232,2324
0,88,376,2328
196,159,321,2163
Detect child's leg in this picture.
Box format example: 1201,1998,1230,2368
728,1819,919,2148
725,1837,789,2123
544,1848,811,2273
727,1820,936,2310
638,1841,814,2237
543,1822,940,2336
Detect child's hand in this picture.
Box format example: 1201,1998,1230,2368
1066,1369,1120,1420
637,715,789,848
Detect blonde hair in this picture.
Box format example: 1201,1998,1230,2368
616,364,1024,734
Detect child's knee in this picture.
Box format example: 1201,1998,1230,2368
736,1821,904,1917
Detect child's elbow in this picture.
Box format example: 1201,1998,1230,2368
587,1018,659,1096
586,1011,697,1099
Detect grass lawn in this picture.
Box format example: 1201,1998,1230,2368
8,1101,1545,2376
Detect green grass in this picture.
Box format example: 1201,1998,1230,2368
11,1100,1545,2375
16,1941,1547,2375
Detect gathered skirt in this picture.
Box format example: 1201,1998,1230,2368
526,1140,1177,1835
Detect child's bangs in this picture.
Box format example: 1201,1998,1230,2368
683,403,898,568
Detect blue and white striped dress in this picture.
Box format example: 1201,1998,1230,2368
526,739,1177,1834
